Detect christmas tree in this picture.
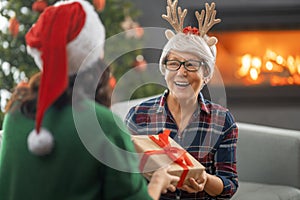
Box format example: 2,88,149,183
0,0,165,128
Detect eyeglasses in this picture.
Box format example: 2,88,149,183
164,59,208,72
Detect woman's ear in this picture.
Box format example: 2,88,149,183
160,65,166,76
203,76,211,85
165,29,175,40
206,36,218,46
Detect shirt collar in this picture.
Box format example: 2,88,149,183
156,89,210,114
156,89,168,113
198,92,210,114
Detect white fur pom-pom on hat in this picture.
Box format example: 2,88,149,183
27,128,54,156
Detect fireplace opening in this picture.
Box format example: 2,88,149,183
213,30,300,87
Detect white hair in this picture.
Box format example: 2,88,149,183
159,33,216,80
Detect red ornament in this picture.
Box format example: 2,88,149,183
93,0,106,12
17,81,29,88
32,0,48,13
135,25,144,39
8,17,19,38
109,74,117,89
183,26,200,35
134,55,147,72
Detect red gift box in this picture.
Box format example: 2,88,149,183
132,130,205,187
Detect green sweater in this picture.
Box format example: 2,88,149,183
0,100,152,200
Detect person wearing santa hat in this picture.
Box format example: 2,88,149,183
0,0,179,199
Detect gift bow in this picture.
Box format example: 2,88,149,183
183,26,200,35
139,129,194,187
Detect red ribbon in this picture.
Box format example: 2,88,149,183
183,26,200,35
139,129,194,187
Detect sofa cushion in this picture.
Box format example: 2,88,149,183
232,182,300,200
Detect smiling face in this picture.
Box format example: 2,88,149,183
164,50,207,102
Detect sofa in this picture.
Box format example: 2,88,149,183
111,97,300,200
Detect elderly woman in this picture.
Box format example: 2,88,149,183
125,1,238,199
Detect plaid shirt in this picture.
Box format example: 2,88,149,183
125,90,238,200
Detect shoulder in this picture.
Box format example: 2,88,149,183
203,98,233,118
89,100,125,127
204,99,228,113
80,100,133,146
203,99,237,131
72,99,125,131
125,95,162,125
3,102,34,131
128,95,162,115
124,95,162,134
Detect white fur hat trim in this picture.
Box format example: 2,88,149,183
27,128,54,156
66,0,105,74
27,0,105,75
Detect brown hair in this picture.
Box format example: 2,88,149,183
5,72,41,116
5,59,112,118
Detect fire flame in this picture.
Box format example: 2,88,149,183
237,49,300,86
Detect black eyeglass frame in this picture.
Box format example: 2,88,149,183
164,59,208,72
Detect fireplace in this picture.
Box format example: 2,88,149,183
214,30,300,87
211,30,300,106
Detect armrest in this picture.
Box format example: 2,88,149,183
236,122,300,189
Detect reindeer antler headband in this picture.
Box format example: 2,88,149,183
162,0,221,46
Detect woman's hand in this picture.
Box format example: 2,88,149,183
148,166,180,200
180,170,208,193
151,166,180,193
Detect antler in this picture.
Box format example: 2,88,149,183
195,2,221,37
162,0,187,33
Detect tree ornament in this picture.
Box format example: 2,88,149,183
8,16,19,38
32,0,48,13
121,16,144,39
134,55,147,72
93,0,105,12
135,25,144,39
121,16,136,36
17,81,29,88
109,73,116,89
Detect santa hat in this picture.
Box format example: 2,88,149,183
25,0,105,156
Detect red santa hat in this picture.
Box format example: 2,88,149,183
25,0,105,156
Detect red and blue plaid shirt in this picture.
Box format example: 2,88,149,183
125,90,238,200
